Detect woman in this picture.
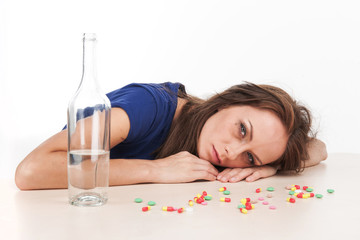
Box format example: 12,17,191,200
15,82,327,190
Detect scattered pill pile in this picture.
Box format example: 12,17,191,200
134,184,334,214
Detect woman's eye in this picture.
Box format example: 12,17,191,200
240,123,246,137
247,152,254,165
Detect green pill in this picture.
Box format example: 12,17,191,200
223,190,230,195
237,204,245,209
306,188,313,192
267,187,275,192
315,194,323,198
204,196,212,200
289,191,295,195
134,198,143,203
148,201,156,206
327,189,335,193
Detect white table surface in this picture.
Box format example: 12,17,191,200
1,153,359,240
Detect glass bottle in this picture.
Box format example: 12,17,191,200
67,33,111,206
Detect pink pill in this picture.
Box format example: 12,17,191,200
262,201,269,205
258,197,264,201
201,201,208,205
269,205,276,210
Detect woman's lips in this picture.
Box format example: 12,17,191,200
212,145,222,165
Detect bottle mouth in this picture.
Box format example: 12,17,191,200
83,33,97,41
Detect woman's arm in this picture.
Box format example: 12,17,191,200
15,108,218,190
216,138,328,183
303,138,328,167
15,107,131,190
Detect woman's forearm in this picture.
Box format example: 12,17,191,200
109,159,158,186
16,150,159,190
304,138,328,167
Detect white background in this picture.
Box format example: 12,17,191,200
1,0,359,178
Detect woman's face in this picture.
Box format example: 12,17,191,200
197,105,288,168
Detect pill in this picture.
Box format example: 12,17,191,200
185,207,193,212
134,198,143,203
262,201,269,205
177,207,184,213
250,199,258,204
197,194,202,198
256,188,262,193
239,208,248,214
196,197,204,204
237,204,245,209
303,186,308,190
310,193,315,198
306,187,313,192
219,187,227,192
267,193,273,198
295,185,300,189
240,198,247,204
258,197,264,201
223,190,230,195
327,189,335,193
204,196,212,201
291,187,296,191
148,201,156,206
287,197,296,203
269,205,276,210
162,206,175,212
285,185,292,190
315,194,323,198
142,206,151,212
202,191,208,196
188,200,194,206
289,191,295,195
201,201,208,205
220,197,231,202
267,187,275,192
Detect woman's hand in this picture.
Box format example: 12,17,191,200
152,151,219,183
216,165,278,183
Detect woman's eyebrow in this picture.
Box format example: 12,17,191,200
248,120,263,165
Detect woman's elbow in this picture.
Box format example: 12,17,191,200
15,156,41,190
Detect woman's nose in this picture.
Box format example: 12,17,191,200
225,143,243,161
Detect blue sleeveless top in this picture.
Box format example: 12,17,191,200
106,82,182,159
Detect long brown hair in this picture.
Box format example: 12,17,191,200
155,82,314,172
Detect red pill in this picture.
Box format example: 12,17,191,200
310,193,315,197
290,198,296,203
255,188,261,193
295,185,300,189
177,208,184,213
303,186,308,190
142,206,151,212
220,197,231,202
162,206,175,211
203,191,207,196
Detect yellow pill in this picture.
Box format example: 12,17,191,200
291,187,296,191
240,208,248,214
240,198,247,205
197,194,202,198
188,200,194,206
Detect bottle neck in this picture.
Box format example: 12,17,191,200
80,33,98,89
